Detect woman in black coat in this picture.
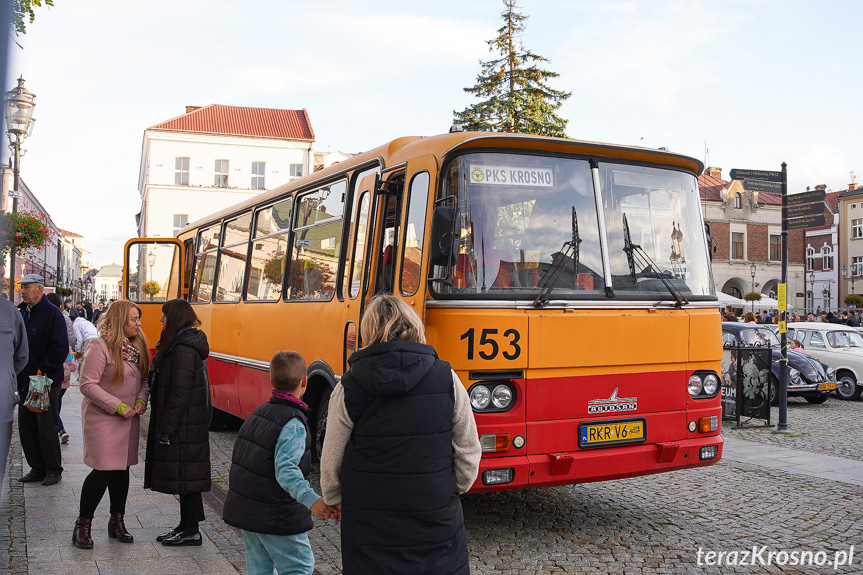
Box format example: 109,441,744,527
144,299,210,546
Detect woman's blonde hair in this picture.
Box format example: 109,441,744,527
98,300,150,388
360,295,425,346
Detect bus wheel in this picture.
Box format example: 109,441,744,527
314,387,332,462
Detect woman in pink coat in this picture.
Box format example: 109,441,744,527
72,300,150,550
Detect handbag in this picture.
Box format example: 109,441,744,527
24,371,52,413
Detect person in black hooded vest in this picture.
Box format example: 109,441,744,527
320,295,482,575
223,350,339,575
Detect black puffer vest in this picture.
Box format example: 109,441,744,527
341,340,469,575
222,397,313,535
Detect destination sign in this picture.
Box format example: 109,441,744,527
743,179,782,193
787,189,826,205
469,165,554,187
787,214,826,230
729,168,783,183
787,202,825,219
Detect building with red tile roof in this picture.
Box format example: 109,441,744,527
137,104,316,240
699,167,807,312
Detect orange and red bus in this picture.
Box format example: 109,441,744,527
124,130,723,492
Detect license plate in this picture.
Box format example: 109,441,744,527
578,417,646,449
819,382,837,391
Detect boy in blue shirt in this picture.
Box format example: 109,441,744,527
223,351,339,574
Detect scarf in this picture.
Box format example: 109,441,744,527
122,338,140,365
272,389,308,409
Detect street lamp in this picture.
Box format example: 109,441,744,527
148,251,155,280
823,282,832,313
750,263,757,312
842,265,858,300
4,77,36,301
809,272,816,315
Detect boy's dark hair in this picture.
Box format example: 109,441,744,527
270,351,307,391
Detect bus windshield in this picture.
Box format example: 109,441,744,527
433,152,713,300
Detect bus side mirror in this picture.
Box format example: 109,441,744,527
430,206,459,266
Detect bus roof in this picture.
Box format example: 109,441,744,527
180,131,704,235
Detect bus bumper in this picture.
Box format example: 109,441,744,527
469,434,723,493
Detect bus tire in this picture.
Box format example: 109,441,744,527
314,386,332,463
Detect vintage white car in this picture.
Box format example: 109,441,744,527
786,322,863,400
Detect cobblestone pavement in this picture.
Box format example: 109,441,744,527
722,395,863,461
204,397,863,575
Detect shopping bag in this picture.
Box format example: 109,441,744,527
24,372,52,413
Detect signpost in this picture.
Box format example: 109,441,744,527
787,189,826,205
729,164,789,432
743,179,782,193
787,202,825,219
787,214,826,230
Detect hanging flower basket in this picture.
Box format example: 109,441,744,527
844,294,862,307
142,280,161,299
743,292,762,302
0,211,54,257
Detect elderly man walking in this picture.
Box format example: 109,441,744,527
1,294,29,490
16,274,69,486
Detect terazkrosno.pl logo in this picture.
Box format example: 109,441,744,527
588,388,638,414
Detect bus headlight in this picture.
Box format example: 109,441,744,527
688,375,703,396
470,385,491,410
702,374,719,395
688,371,720,398
469,382,516,413
491,385,513,409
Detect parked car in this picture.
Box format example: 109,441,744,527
721,323,836,404
787,322,863,400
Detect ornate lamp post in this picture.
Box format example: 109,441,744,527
750,262,757,312
842,265,858,301
4,77,36,301
148,251,155,281
823,282,832,313
809,272,816,314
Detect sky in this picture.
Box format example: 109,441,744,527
5,0,862,268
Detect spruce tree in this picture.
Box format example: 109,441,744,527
454,0,571,137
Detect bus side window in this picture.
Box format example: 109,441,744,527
183,239,194,300
374,189,401,295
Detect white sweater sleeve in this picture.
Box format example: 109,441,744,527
451,370,482,493
319,383,353,506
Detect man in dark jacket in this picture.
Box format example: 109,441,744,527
16,274,68,486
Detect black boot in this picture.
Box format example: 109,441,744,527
72,517,93,549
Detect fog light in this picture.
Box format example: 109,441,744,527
512,435,525,449
482,468,514,485
698,416,718,433
479,434,512,453
699,445,719,461
688,420,697,432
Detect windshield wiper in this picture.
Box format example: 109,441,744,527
533,206,581,307
621,213,689,308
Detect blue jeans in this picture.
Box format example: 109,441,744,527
242,529,314,575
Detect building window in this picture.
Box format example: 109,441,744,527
172,214,189,238
175,157,189,185
853,256,863,277
821,245,833,270
289,164,303,180
769,234,781,261
806,246,816,270
731,232,744,259
734,193,742,209
853,218,863,239
251,162,266,190
215,160,229,187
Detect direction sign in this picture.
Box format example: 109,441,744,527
743,179,782,193
787,202,825,219
787,213,826,230
729,168,783,183
787,189,826,205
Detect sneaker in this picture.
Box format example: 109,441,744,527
59,429,69,444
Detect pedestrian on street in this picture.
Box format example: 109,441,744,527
320,295,482,575
46,292,77,445
723,306,738,322
848,312,860,328
64,299,78,319
73,314,99,378
82,300,94,322
16,274,68,487
92,302,105,326
1,295,28,491
223,351,339,575
144,298,211,547
72,300,150,549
